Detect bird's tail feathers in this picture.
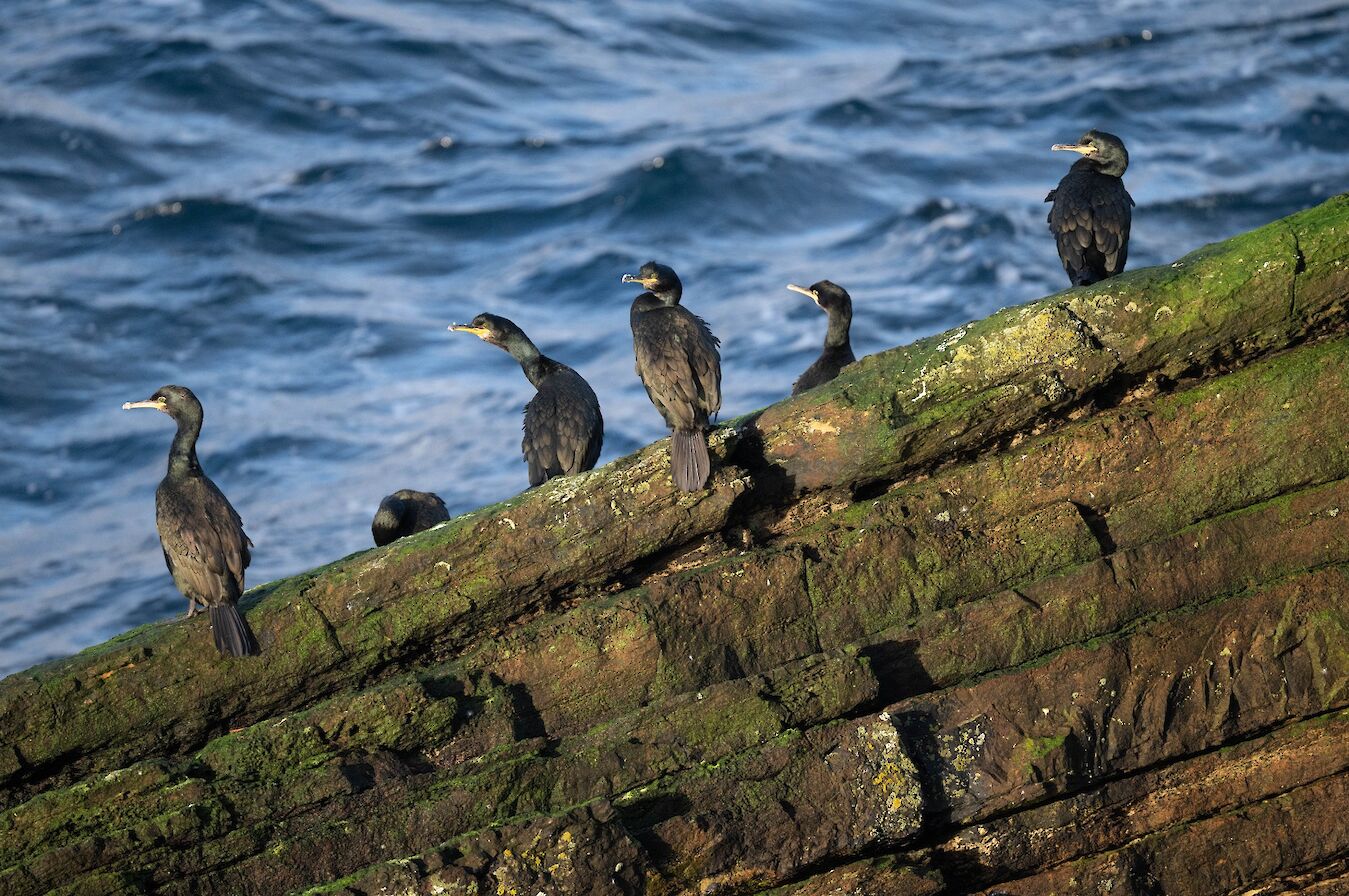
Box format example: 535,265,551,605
671,429,710,492
210,604,261,657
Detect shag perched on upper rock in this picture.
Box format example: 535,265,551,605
371,489,449,546
1046,130,1134,286
123,385,259,657
623,262,722,492
788,280,855,395
450,313,603,487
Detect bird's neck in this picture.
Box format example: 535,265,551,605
167,416,203,478
653,287,681,306
1074,157,1124,179
522,355,559,389
824,310,852,351
630,294,665,324
504,337,550,388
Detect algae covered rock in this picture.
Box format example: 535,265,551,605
1,194,1347,895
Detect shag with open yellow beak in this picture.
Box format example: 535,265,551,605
449,313,603,487
1046,130,1134,286
123,384,259,657
623,261,721,491
787,280,855,395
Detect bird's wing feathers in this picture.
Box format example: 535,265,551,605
155,478,249,605
689,312,722,416
522,389,557,486
633,313,692,427
1090,183,1132,274
633,307,721,428
1047,178,1089,277
523,369,602,485
1048,172,1132,279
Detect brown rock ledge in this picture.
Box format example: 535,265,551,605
0,195,1346,895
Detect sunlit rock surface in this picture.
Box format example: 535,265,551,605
1,195,1346,895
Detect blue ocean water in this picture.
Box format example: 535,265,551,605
1,0,1345,677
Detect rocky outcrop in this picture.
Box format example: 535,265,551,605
1,195,1346,896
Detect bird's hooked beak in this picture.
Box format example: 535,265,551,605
622,273,657,288
786,283,821,307
122,397,167,412
1052,143,1096,156
449,323,492,340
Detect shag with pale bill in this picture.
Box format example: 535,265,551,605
788,280,855,395
123,385,259,657
450,314,603,487
372,489,450,547
623,262,722,491
1046,130,1134,286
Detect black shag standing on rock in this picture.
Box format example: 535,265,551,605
450,314,603,487
1047,130,1134,286
623,262,722,492
123,386,259,657
788,280,855,395
371,489,449,547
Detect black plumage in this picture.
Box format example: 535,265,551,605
450,313,603,487
788,280,855,395
623,261,722,491
1046,130,1134,286
123,385,259,657
371,489,450,546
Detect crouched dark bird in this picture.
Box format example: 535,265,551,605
623,262,722,491
1046,130,1134,286
371,489,449,546
787,280,854,395
450,313,603,486
123,385,259,657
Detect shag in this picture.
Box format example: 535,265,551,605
623,262,722,491
1046,130,1134,286
450,314,603,486
123,385,259,657
788,280,854,395
371,489,450,547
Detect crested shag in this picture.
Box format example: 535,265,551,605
623,261,722,491
123,385,259,657
371,489,450,546
450,313,603,486
787,280,854,395
1046,130,1134,286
